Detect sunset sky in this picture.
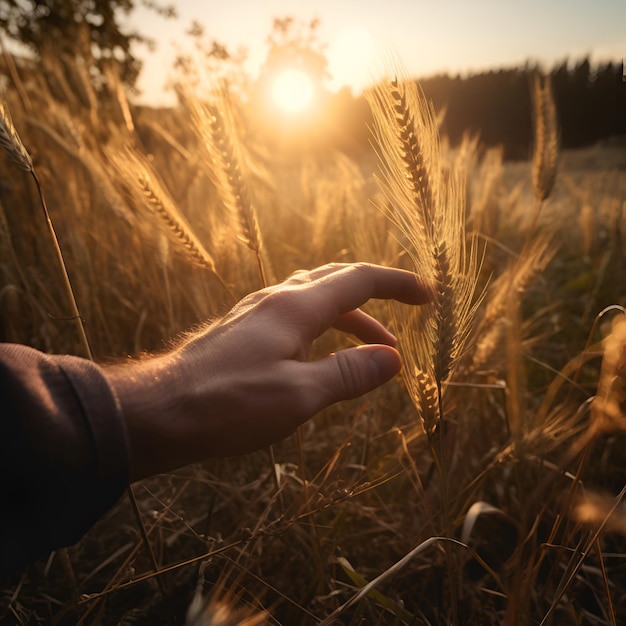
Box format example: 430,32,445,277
126,0,626,106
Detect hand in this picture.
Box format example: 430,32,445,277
107,263,433,481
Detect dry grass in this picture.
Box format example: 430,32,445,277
1,49,626,626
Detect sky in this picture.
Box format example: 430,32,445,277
125,0,626,106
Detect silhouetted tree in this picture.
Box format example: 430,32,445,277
0,0,176,89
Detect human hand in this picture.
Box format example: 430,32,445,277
107,263,433,481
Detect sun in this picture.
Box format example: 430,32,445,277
271,69,314,113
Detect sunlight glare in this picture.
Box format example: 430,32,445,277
328,25,376,93
272,69,314,113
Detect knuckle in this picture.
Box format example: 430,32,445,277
324,262,345,271
350,261,372,274
256,288,306,319
286,268,309,282
238,286,272,307
333,351,367,399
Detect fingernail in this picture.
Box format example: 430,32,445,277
368,348,402,384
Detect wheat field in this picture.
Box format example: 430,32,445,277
1,48,626,626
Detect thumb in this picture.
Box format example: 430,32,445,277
307,344,403,411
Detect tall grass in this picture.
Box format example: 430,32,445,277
1,49,625,626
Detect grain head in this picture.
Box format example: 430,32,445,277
0,100,33,172
532,72,559,202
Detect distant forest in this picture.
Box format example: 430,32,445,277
327,58,626,160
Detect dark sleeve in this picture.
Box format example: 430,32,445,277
0,344,129,579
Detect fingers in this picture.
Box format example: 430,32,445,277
286,263,433,305
333,309,397,346
301,345,403,414
297,263,433,329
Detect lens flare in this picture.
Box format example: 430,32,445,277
271,69,314,113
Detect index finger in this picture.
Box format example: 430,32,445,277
300,263,433,332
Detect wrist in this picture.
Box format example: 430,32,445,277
107,354,186,481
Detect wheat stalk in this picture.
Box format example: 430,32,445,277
39,39,81,109
0,100,33,172
139,177,213,268
0,99,90,358
102,59,135,134
367,78,483,617
61,50,98,122
532,72,559,203
467,235,554,375
367,76,482,439
186,88,271,287
108,147,232,296
524,69,560,245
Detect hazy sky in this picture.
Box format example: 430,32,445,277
126,0,626,105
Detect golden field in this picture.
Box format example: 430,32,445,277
0,52,626,626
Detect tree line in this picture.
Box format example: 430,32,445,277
327,58,626,160
423,58,626,159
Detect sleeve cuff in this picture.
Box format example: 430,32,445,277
56,354,130,485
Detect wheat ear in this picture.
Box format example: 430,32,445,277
467,235,554,375
108,147,232,296
532,72,559,203
0,100,91,358
0,101,33,172
591,314,626,435
368,83,483,616
524,70,560,245
367,77,482,438
187,90,271,287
